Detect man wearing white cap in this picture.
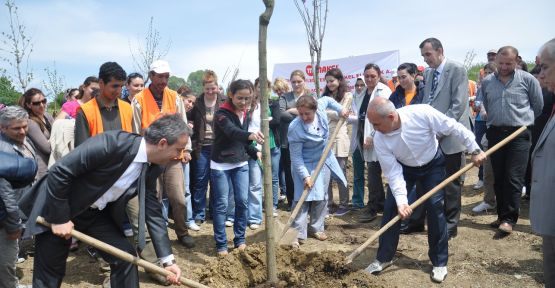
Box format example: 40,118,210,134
131,60,194,283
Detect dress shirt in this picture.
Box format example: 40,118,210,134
91,139,147,210
374,104,480,206
481,69,543,127
434,58,447,83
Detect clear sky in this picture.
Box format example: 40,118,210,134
1,0,554,94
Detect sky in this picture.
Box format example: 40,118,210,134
1,0,554,95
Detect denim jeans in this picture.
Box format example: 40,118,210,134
183,163,194,225
351,148,366,208
270,147,281,209
248,159,263,225
211,164,249,252
376,150,448,267
328,156,349,208
192,146,212,221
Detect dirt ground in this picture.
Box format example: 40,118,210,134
17,164,545,287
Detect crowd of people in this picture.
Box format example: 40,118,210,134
1,36,555,287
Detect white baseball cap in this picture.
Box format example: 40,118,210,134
149,60,171,74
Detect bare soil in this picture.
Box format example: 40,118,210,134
17,165,544,287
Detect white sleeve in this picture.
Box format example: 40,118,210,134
374,135,408,206
426,105,480,153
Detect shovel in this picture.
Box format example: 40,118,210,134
345,125,527,264
277,97,353,244
36,216,210,288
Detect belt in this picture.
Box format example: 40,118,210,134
490,126,529,132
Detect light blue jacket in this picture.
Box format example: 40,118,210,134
287,96,347,201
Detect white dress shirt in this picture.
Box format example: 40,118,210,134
91,139,148,210
374,104,480,206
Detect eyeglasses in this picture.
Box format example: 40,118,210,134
31,99,47,106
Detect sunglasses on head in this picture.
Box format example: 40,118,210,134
31,99,47,106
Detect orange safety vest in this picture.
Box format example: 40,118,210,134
79,98,133,137
134,87,177,129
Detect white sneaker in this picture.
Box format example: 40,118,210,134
473,180,484,190
272,209,278,217
278,195,287,202
521,186,527,198
431,266,447,283
249,224,260,230
225,220,233,227
363,259,393,274
187,222,201,231
472,201,495,213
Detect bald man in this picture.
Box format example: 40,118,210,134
363,97,485,283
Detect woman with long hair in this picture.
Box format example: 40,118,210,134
19,88,54,178
322,68,352,216
211,79,264,255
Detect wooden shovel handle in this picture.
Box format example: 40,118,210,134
36,216,209,288
279,96,353,241
345,125,527,264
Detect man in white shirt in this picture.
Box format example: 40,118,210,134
363,97,485,283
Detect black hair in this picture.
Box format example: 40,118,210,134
397,63,418,76
144,113,192,145
364,63,381,76
228,79,254,96
322,68,348,102
98,62,127,84
419,37,443,51
127,72,143,85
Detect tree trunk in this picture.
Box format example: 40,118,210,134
258,0,277,285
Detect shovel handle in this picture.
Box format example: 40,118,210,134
36,216,210,288
345,125,527,264
279,96,353,241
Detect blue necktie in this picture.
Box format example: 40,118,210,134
429,70,440,102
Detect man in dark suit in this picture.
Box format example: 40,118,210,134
414,38,470,239
531,38,555,287
20,114,190,288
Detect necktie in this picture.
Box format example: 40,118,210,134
429,70,440,102
137,163,148,251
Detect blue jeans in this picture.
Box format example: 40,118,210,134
248,159,263,225
474,120,487,180
270,147,281,209
192,146,211,221
211,165,249,252
351,148,366,208
183,163,194,225
377,150,448,267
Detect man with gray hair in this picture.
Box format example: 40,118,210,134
0,106,37,288
363,97,485,283
531,38,555,288
19,114,190,287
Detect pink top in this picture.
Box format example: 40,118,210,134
61,100,80,119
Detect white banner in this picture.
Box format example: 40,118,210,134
272,50,400,94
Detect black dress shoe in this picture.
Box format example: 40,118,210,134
358,212,377,223
448,229,457,240
399,225,425,235
178,235,195,248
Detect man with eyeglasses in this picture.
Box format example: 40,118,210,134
131,60,194,283
74,62,133,147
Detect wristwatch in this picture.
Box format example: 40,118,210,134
162,259,176,267
471,148,482,155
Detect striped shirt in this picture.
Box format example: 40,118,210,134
481,69,543,127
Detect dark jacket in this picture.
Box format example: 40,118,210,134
19,131,172,258
0,134,37,232
211,102,258,164
389,81,425,109
189,93,226,157
269,99,282,147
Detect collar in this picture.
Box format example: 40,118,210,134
436,58,447,74
96,96,119,109
134,138,148,163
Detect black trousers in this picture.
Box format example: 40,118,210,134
281,147,295,208
487,126,531,225
33,208,139,288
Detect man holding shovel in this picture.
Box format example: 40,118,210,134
19,114,187,287
363,98,485,283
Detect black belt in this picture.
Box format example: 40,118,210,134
490,126,530,132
